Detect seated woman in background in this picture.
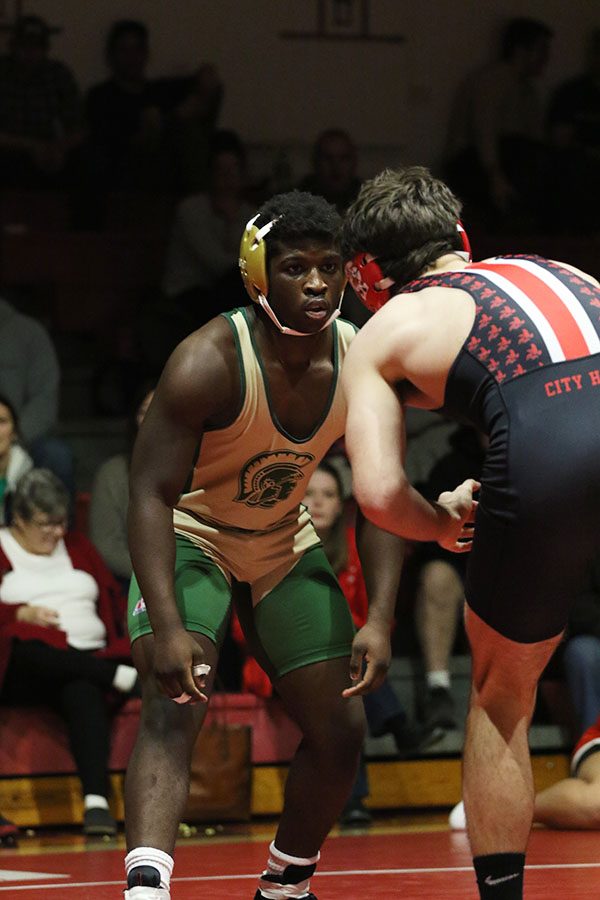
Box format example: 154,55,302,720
304,459,442,824
0,394,32,524
90,383,154,586
0,469,137,836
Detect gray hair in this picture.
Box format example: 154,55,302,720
12,468,69,522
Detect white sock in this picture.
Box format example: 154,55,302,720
125,847,174,891
427,670,451,690
258,841,320,898
112,664,138,693
84,794,109,811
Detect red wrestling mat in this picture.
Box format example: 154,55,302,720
1,827,600,898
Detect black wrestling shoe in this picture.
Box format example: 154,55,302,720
254,894,318,899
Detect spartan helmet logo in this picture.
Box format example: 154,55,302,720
235,450,315,509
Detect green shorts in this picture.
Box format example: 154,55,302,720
128,533,355,681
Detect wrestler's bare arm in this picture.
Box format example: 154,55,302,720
342,300,477,548
128,320,237,643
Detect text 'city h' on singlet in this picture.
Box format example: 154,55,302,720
173,307,357,538
403,255,600,641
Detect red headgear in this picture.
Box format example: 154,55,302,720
345,221,473,313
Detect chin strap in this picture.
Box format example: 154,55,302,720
257,292,343,337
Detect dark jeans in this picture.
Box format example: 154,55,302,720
563,635,600,733
0,640,119,797
346,678,406,806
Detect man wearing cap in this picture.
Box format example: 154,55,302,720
0,15,83,187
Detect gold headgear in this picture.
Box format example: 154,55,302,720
238,214,280,302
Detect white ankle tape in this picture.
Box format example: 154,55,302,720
125,847,174,890
258,841,319,898
258,878,313,899
269,841,320,867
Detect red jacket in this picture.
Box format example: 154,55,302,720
0,530,131,691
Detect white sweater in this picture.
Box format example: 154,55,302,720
0,528,106,650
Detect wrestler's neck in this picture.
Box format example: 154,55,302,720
421,253,469,279
253,305,331,369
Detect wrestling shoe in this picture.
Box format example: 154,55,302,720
124,888,170,899
254,893,317,899
571,714,600,776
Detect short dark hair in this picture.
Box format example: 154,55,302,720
106,19,148,58
501,18,553,60
12,469,69,523
0,393,19,436
257,191,341,260
341,166,463,291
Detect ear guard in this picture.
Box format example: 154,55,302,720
345,221,473,313
456,220,472,262
239,213,280,302
344,253,394,313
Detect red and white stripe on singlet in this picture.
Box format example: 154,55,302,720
466,258,600,363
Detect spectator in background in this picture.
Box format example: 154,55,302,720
86,19,222,192
299,129,370,327
561,556,600,734
143,132,251,372
0,394,32,525
0,811,17,847
453,712,600,831
0,469,138,836
412,427,485,731
444,17,553,229
549,29,600,159
299,129,362,214
547,29,600,232
0,15,83,188
304,460,441,825
90,384,155,587
162,131,252,315
0,296,74,497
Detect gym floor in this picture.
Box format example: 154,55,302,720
1,813,598,898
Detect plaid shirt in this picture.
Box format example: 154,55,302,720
0,55,82,140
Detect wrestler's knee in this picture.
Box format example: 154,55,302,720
306,696,366,768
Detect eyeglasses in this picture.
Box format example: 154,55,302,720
29,516,67,533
